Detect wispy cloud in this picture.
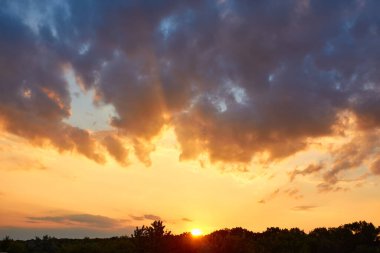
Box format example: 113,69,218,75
258,188,280,204
130,214,161,221
317,183,349,193
144,214,161,221
292,205,318,211
370,158,380,175
284,188,303,200
289,164,324,182
27,214,122,228
259,187,303,204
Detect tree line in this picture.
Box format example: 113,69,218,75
1,220,379,253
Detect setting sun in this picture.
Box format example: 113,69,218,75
191,228,203,237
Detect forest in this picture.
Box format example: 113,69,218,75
1,221,379,253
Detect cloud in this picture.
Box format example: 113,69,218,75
0,4,104,163
0,0,380,175
292,205,318,211
144,214,161,221
182,218,192,222
323,132,379,185
258,188,280,204
289,164,325,182
101,135,129,166
370,158,380,175
0,226,135,240
284,188,303,200
130,215,145,221
313,130,380,192
287,127,380,192
27,214,122,228
130,214,161,221
317,183,348,193
259,187,304,203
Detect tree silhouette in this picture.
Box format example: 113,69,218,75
1,220,379,253
132,220,171,253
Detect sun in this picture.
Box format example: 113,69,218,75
191,228,203,237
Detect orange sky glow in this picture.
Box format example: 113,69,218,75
1,0,380,240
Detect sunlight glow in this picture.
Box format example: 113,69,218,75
191,228,203,237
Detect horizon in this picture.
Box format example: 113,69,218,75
1,0,380,240
1,220,378,240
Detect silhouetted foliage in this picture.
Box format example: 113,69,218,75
132,220,171,253
1,220,380,253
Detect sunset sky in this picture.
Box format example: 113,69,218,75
1,0,380,239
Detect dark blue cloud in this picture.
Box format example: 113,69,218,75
0,226,134,240
27,214,122,228
0,0,379,180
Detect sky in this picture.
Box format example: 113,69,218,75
0,0,380,239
